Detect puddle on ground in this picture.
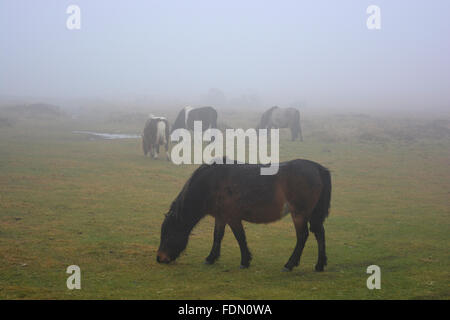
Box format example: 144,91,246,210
73,131,141,140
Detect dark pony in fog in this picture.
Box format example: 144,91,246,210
171,106,217,132
258,106,303,141
157,159,331,272
142,115,170,160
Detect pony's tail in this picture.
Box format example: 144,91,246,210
310,165,331,233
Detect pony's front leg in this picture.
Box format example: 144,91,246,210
284,213,309,271
229,221,252,269
205,219,225,265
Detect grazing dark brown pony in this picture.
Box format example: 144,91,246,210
156,158,331,272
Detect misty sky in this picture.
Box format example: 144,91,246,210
1,0,449,111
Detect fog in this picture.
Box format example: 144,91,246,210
1,1,449,115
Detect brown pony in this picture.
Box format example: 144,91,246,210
156,159,331,272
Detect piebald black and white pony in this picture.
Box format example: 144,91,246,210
157,159,331,272
171,106,218,133
258,106,303,141
142,115,170,160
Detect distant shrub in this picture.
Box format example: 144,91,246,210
310,130,340,143
106,112,148,124
2,103,65,118
384,121,450,142
0,117,12,127
358,132,390,143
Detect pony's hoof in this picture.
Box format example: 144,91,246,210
315,265,325,272
240,264,249,269
204,259,214,265
282,267,292,272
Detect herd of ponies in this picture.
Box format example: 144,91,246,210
142,105,303,159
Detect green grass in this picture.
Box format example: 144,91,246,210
0,113,449,299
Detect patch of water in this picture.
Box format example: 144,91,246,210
73,131,141,140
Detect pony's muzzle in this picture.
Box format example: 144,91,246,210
156,251,171,264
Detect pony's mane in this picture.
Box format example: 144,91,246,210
166,164,213,222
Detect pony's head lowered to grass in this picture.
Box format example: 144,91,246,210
156,165,213,264
157,198,190,263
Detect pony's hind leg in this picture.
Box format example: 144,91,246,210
290,126,298,141
298,125,303,141
149,145,155,159
165,141,170,161
229,220,252,269
284,213,309,271
205,219,225,265
156,144,161,159
312,224,327,271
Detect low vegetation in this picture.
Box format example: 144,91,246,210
0,110,448,299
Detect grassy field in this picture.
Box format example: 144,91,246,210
0,110,449,299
